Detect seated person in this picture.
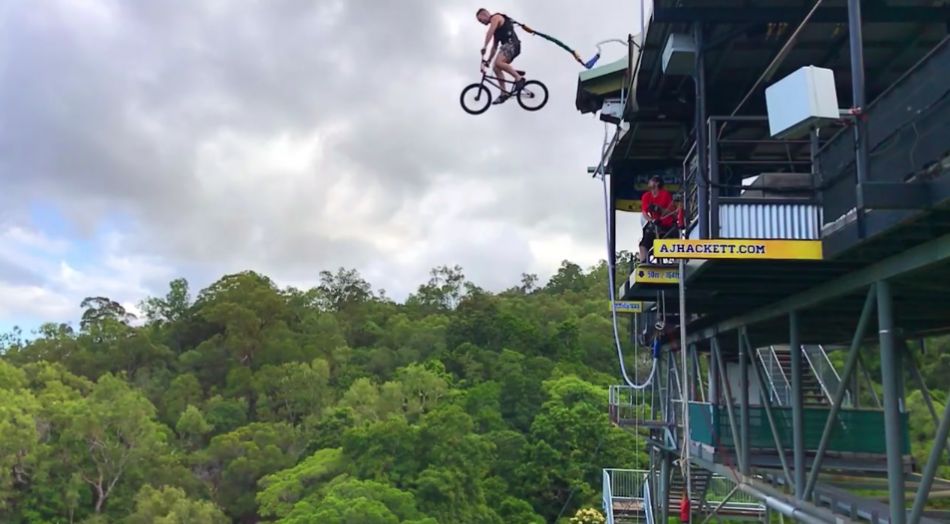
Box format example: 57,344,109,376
638,175,677,263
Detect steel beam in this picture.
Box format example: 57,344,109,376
909,400,950,524
687,234,950,344
848,0,869,238
708,119,720,238
699,485,739,524
713,337,745,472
739,328,750,475
709,344,718,406
858,353,882,408
660,453,671,524
906,340,950,456
692,456,845,524
694,22,709,239
679,257,692,524
789,312,805,498
651,6,950,24
877,280,906,524
692,347,706,403
610,174,617,271
743,332,794,488
803,284,877,500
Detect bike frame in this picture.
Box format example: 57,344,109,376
479,72,524,96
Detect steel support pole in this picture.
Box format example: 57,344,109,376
877,280,906,524
789,311,805,498
739,328,750,475
694,22,709,239
811,128,822,211
699,486,739,524
666,346,673,426
660,453,671,524
906,341,950,456
708,118,720,238
713,338,744,471
909,400,950,524
804,285,877,499
679,258,691,524
692,347,706,403
847,0,869,238
744,332,794,487
858,353,882,407
610,175,617,274
709,344,719,405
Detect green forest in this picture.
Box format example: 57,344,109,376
0,262,651,523
0,261,947,523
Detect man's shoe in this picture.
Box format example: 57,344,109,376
492,93,510,105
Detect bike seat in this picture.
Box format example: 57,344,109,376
516,70,526,76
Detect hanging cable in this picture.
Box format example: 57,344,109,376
598,122,657,390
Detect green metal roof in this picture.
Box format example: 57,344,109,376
575,57,627,114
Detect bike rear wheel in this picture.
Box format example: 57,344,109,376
517,80,548,111
460,83,492,115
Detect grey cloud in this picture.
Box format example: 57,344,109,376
0,0,637,302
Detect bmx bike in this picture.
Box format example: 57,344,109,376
459,69,549,115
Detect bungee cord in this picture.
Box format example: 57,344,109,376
597,122,658,390
508,16,628,69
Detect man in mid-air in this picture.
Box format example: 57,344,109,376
476,8,526,104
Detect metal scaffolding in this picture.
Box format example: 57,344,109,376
590,1,950,523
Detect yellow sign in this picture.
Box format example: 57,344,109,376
611,301,644,313
632,265,680,285
653,239,823,260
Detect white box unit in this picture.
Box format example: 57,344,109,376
765,66,840,139
600,98,624,123
662,33,696,75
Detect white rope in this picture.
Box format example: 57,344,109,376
598,122,657,390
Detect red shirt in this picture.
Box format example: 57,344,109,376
642,189,675,228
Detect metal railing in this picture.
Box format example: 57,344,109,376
756,346,792,406
679,116,823,240
704,475,767,516
603,468,649,524
603,469,615,524
643,473,655,524
609,384,659,427
688,401,910,455
802,344,851,406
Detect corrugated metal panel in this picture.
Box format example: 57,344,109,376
719,202,820,239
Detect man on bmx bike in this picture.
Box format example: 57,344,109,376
476,8,526,105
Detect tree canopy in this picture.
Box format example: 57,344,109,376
1,263,946,522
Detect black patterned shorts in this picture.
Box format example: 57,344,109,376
499,40,521,61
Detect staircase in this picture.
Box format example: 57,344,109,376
667,467,712,513
757,345,838,406
667,469,767,521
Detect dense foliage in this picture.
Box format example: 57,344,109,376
0,262,649,523
1,260,947,523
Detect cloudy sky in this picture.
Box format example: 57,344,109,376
0,0,645,333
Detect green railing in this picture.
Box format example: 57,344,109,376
688,402,910,454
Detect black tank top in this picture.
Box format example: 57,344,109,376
493,14,518,44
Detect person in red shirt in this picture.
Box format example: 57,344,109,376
639,175,677,263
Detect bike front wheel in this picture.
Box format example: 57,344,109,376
460,83,492,115
517,80,548,111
